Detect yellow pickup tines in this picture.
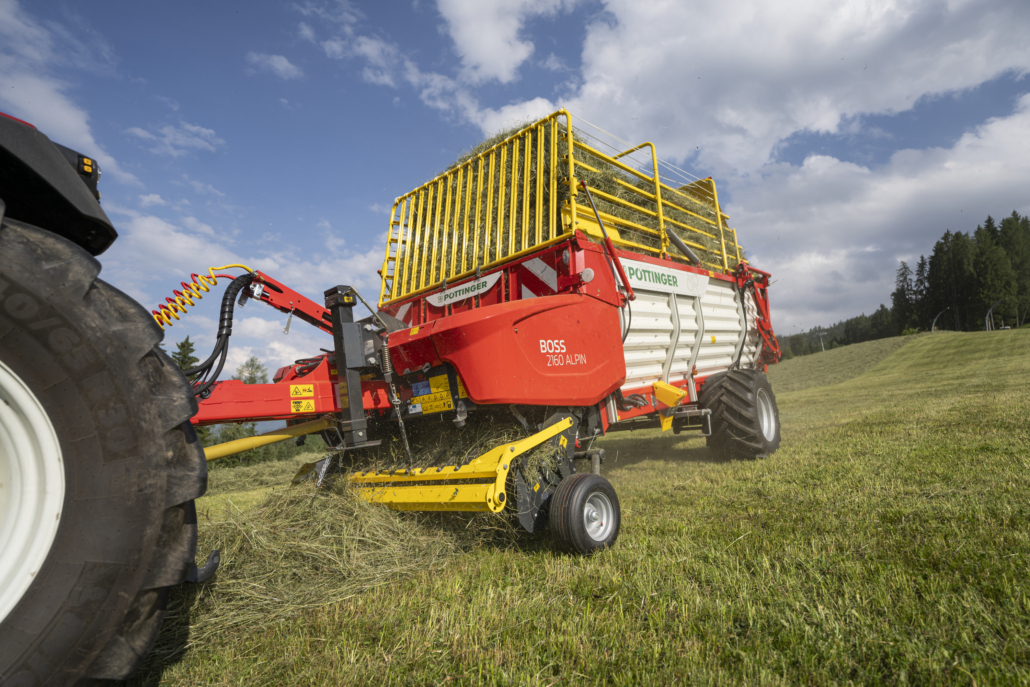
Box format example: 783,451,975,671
349,417,573,513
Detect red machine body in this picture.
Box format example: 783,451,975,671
192,230,780,432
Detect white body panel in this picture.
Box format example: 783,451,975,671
619,259,758,396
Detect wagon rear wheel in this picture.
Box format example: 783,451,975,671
699,369,782,460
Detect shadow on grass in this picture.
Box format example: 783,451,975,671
599,432,733,472
125,580,204,687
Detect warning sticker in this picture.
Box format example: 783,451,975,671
290,399,316,413
456,376,468,399
408,372,454,414
409,391,453,415
411,375,450,397
290,384,314,397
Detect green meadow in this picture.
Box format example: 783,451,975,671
132,330,1030,686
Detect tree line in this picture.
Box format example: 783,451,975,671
780,211,1030,359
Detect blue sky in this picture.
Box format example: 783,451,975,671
3,0,1029,375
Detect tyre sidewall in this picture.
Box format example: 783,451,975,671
753,372,781,454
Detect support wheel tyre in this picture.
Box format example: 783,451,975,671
0,218,207,684
699,369,781,460
549,473,620,554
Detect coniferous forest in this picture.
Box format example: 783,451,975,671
779,211,1030,359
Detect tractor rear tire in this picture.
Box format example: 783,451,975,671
699,369,781,460
0,218,206,684
549,473,620,554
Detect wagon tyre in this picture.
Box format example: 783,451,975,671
0,218,207,684
549,473,620,554
699,369,781,460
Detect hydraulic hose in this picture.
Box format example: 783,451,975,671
186,273,255,397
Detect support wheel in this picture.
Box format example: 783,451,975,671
699,368,781,460
549,473,620,554
0,219,207,684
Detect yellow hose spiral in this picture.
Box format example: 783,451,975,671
152,264,254,330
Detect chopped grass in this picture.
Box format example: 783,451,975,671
131,330,1030,685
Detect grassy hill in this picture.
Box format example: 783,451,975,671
133,330,1030,686
766,333,919,393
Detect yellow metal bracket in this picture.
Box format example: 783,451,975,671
349,416,574,513
653,381,688,432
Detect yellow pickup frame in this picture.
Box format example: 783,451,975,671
349,417,574,513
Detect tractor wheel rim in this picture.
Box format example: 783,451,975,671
756,388,776,442
0,359,65,625
583,491,614,542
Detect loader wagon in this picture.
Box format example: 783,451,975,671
0,108,782,683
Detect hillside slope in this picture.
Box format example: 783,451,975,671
766,334,919,393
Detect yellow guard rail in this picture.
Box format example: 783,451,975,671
379,109,744,307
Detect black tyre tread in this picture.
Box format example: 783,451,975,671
699,368,781,461
550,473,590,552
549,473,620,554
0,219,206,684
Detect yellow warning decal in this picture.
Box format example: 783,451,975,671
429,375,450,393
456,376,468,399
410,327,419,335
290,384,314,397
290,399,316,413
410,391,453,415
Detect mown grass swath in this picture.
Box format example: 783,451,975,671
131,330,1030,685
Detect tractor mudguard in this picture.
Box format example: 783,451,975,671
0,112,116,255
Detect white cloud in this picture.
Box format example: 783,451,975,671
298,21,317,43
182,215,217,237
138,193,166,207
435,0,579,84
0,0,137,184
245,52,304,80
552,0,1030,175
156,95,179,111
319,34,400,87
350,36,399,86
732,93,1030,331
368,203,390,214
128,121,225,157
475,97,558,137
181,174,226,197
294,0,361,27
540,53,567,72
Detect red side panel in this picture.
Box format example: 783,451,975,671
425,294,625,406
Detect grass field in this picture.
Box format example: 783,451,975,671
131,331,1030,686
